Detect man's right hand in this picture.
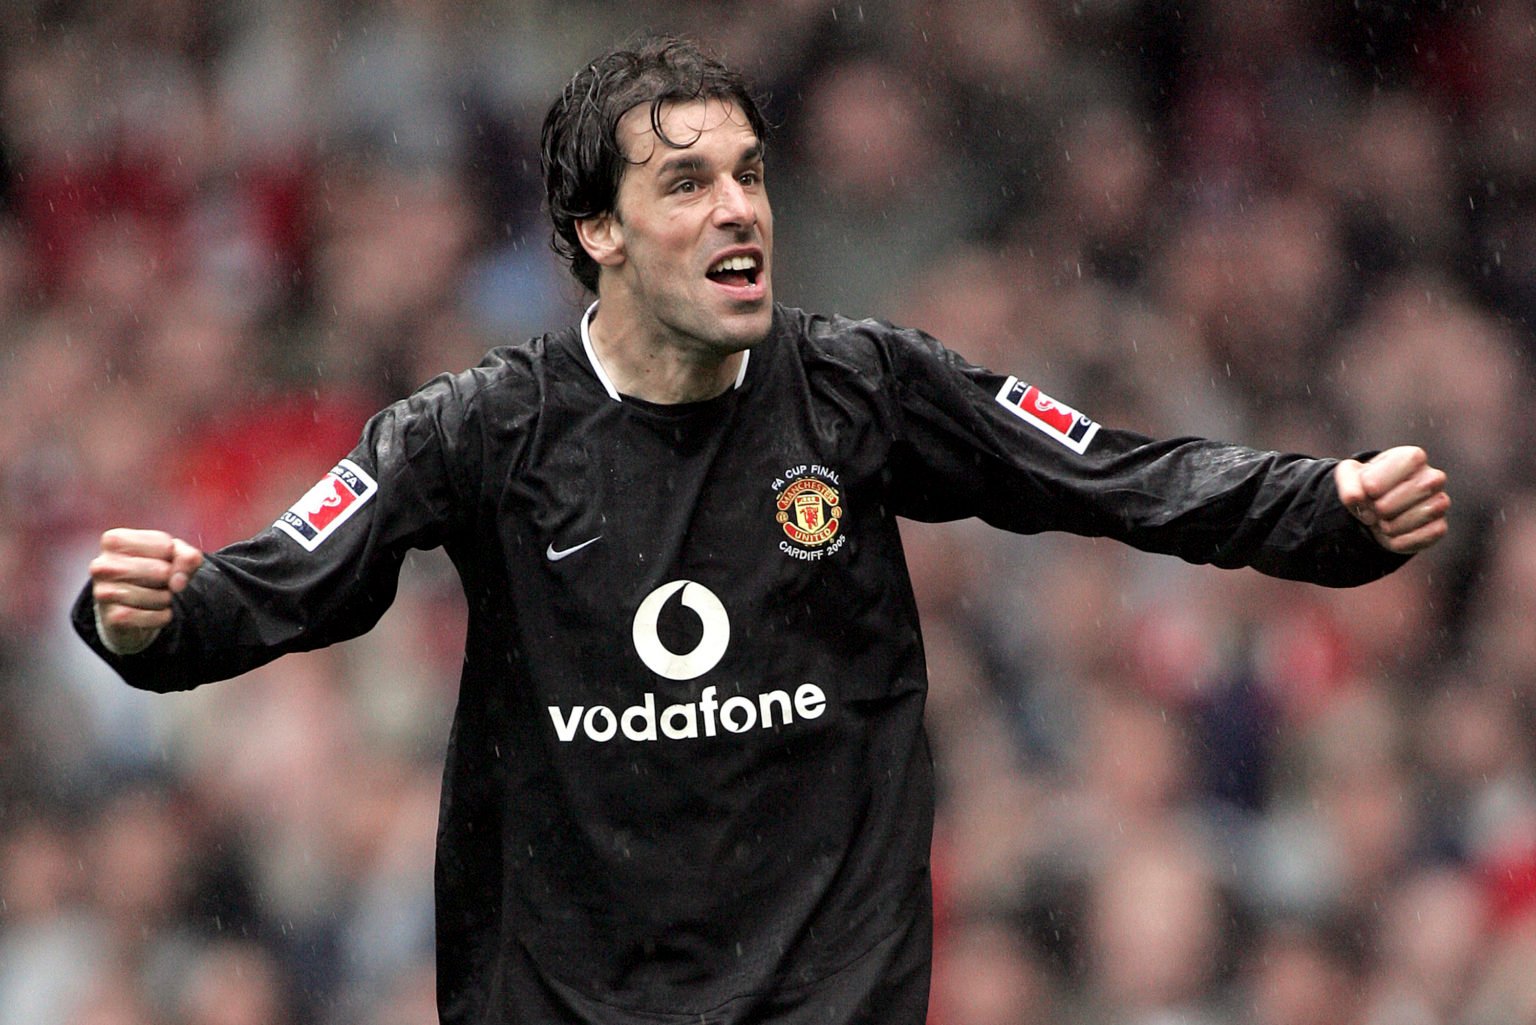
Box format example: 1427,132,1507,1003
89,529,205,655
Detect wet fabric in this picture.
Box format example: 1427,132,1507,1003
74,305,1404,1024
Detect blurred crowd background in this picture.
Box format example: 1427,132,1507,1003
0,0,1534,1023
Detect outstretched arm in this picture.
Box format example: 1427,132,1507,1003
73,371,476,691
88,528,205,655
1334,446,1450,555
866,321,1443,585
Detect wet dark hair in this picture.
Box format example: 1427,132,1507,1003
540,35,769,293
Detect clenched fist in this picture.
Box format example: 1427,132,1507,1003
89,528,205,655
1334,446,1450,555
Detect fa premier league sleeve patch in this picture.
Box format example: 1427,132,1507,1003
274,459,377,551
996,376,1100,454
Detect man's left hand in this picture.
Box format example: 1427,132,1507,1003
1335,446,1450,555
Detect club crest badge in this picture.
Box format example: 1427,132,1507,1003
772,464,847,561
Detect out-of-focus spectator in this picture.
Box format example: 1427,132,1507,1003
1330,273,1527,506
929,914,1057,1025
0,814,99,1025
1359,868,1490,1025
1237,922,1363,1025
1080,829,1229,1025
773,55,978,318
1155,190,1350,433
1465,494,1536,699
174,940,292,1025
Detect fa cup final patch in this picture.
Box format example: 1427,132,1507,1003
275,459,378,551
996,377,1100,454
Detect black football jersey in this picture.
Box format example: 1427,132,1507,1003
73,304,1405,1024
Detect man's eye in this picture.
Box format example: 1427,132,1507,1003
739,171,759,186
674,180,698,194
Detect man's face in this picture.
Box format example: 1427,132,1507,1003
599,97,773,356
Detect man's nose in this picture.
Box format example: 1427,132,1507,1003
713,178,756,228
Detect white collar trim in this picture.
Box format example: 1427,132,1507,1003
580,301,622,401
733,345,751,390
579,300,751,403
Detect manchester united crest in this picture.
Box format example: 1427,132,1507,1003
772,464,848,560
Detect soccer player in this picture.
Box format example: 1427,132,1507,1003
77,35,1449,1025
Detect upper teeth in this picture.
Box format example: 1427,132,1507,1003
710,255,756,274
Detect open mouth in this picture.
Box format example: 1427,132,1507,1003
706,254,761,288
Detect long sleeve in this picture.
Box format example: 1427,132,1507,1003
71,373,470,692
856,319,1407,587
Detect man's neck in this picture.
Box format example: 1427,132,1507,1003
584,300,747,404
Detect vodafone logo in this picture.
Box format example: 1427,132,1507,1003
546,580,829,744
631,580,730,681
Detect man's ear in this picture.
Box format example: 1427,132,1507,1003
575,213,624,270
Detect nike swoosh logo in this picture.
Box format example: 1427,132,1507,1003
546,536,601,562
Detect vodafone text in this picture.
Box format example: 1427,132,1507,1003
549,683,827,743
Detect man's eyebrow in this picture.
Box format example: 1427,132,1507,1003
655,154,707,177
653,143,765,177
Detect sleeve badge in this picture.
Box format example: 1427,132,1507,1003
996,377,1100,454
274,458,378,551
